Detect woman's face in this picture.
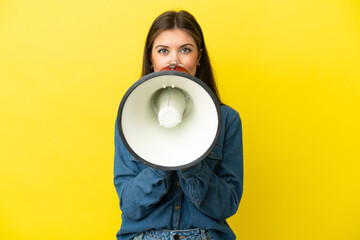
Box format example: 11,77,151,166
151,28,202,76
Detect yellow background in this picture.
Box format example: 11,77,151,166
1,0,359,239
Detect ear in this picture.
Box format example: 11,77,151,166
149,56,153,70
197,49,203,64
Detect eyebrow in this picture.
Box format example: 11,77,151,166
154,43,194,49
154,45,169,49
180,43,194,48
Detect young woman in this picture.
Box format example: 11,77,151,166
114,10,243,240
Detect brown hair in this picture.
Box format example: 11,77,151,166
141,10,221,104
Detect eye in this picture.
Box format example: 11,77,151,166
181,48,191,53
158,49,168,54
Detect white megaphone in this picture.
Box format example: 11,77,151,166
117,62,222,170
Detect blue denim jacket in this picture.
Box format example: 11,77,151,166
114,105,243,240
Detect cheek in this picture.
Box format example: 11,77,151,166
153,63,167,72
151,54,168,72
183,57,198,75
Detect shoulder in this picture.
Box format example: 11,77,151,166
220,104,238,115
220,105,241,126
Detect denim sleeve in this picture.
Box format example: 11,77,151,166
113,121,173,220
176,112,243,221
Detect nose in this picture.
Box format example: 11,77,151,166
169,52,181,64
169,60,177,69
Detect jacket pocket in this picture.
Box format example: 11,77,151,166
207,143,223,160
205,143,223,171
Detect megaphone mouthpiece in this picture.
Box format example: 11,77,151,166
161,63,189,74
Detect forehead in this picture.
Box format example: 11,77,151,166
153,29,196,47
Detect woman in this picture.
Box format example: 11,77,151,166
114,10,243,240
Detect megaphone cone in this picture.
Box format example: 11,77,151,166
117,69,222,170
